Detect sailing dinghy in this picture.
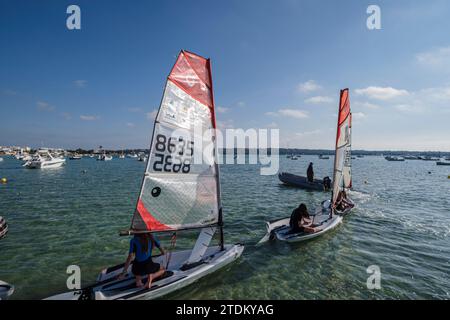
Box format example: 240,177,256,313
46,50,244,300
260,89,353,243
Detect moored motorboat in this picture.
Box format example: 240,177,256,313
278,172,331,191
436,161,450,166
23,151,65,169
385,156,405,162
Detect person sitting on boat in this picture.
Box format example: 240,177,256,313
334,191,354,212
289,203,315,234
307,163,314,183
118,233,166,289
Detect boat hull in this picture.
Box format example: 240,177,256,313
0,280,14,300
264,213,342,243
278,172,330,191
45,244,244,300
25,160,65,169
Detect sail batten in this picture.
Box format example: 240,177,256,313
130,51,220,233
332,88,352,206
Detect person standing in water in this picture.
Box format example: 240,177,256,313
118,233,166,289
307,162,314,183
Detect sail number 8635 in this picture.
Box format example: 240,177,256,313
153,134,193,173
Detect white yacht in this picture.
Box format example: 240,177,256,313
24,151,66,169
97,153,112,161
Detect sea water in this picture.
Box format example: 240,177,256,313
0,155,449,299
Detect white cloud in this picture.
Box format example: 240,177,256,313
297,80,321,93
217,119,234,129
354,86,409,100
267,122,278,128
353,101,380,110
352,112,367,120
126,122,135,127
80,115,98,121
36,101,55,112
146,110,158,120
73,80,87,88
296,129,321,137
278,109,309,119
416,46,450,70
304,96,333,104
217,106,229,113
266,108,309,119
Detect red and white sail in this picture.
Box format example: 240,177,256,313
130,50,220,232
332,88,352,205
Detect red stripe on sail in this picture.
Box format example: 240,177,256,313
336,88,350,145
168,51,213,109
137,199,171,231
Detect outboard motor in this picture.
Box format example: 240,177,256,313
323,176,331,190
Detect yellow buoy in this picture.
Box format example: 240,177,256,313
1,178,7,184
448,175,450,179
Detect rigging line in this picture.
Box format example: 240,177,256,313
165,232,177,270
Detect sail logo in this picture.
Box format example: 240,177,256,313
366,5,381,30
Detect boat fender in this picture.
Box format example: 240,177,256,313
1,178,7,184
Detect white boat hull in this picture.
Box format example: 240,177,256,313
0,280,14,300
25,159,65,169
45,244,244,300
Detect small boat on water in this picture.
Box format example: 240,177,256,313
119,153,125,159
436,161,450,166
0,280,14,300
318,154,330,160
23,151,66,169
137,154,148,162
69,154,82,160
0,216,8,239
385,156,405,162
404,155,419,160
291,155,299,160
127,153,138,158
46,50,244,300
419,156,440,161
278,172,331,191
97,153,113,161
262,89,353,243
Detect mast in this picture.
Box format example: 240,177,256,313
207,57,225,251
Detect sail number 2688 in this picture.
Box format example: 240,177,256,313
153,134,193,173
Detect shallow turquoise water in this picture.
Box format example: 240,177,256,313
0,155,449,299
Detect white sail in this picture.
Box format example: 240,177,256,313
130,50,221,232
332,88,352,205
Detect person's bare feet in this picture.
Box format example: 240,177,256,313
145,275,153,289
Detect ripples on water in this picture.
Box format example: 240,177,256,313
0,155,449,299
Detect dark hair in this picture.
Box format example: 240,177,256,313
137,233,153,254
298,203,309,218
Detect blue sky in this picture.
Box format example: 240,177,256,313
1,0,450,151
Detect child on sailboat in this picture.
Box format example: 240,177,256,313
118,233,166,289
